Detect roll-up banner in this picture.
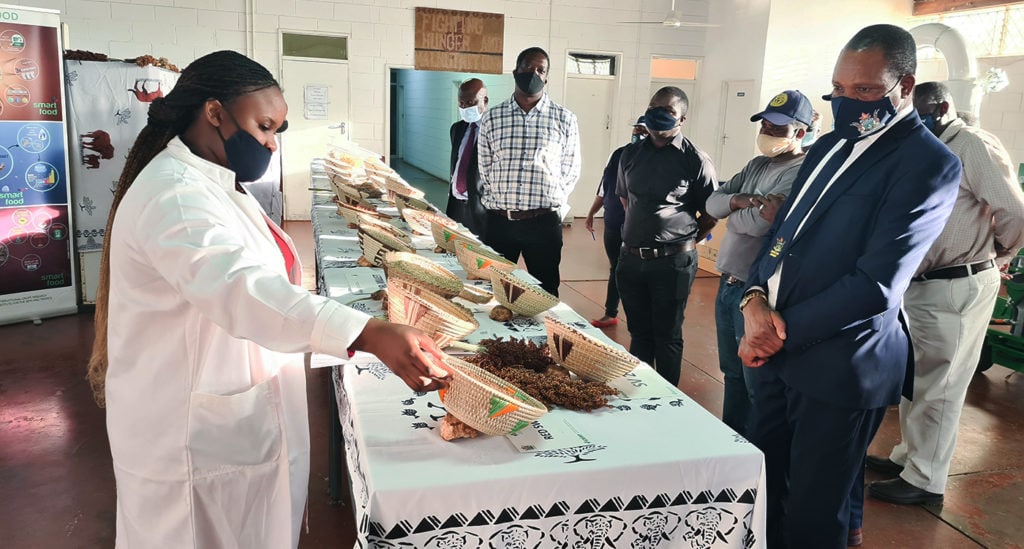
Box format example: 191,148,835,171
0,4,75,325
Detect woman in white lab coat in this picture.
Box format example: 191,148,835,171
87,51,450,548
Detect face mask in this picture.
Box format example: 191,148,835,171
756,133,794,157
218,108,273,182
630,134,646,144
644,107,679,132
459,105,482,123
921,114,935,131
514,71,545,95
825,79,901,140
801,126,817,148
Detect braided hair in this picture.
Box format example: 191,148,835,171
88,51,280,406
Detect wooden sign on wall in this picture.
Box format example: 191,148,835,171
414,7,504,74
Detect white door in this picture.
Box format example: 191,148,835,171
280,58,350,220
564,76,615,218
649,80,697,142
716,80,757,180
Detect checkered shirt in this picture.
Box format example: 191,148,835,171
477,93,581,211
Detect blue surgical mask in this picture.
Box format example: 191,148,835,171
824,80,901,141
644,107,679,132
801,125,818,148
459,105,482,124
630,134,646,144
219,108,273,182
921,113,935,131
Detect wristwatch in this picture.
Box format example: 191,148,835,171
739,290,768,311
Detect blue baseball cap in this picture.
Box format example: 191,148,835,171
633,115,646,127
750,90,813,126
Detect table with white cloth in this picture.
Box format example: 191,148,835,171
308,163,767,549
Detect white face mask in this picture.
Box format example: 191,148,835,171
459,105,482,123
756,133,794,158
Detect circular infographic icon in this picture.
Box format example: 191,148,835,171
14,58,38,81
25,162,59,192
11,207,30,226
33,209,53,230
29,232,48,249
48,222,67,240
18,124,49,153
5,84,30,107
8,226,28,245
22,254,40,272
0,145,12,181
0,242,8,267
0,30,25,53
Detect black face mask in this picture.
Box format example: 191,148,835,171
514,71,545,95
217,107,272,182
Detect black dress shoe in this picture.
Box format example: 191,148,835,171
847,527,863,546
865,454,904,475
869,478,944,505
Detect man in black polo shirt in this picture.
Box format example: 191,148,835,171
616,86,717,386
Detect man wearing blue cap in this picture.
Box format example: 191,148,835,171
585,116,649,328
705,90,812,437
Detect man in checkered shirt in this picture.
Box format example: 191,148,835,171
478,46,581,296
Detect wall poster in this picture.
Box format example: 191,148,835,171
0,5,76,325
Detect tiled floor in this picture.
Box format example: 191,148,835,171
2,161,1022,547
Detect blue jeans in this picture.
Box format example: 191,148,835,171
715,274,755,436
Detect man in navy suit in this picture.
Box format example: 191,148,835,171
447,78,488,238
738,25,961,548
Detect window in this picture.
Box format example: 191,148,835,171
566,53,616,76
913,4,1024,57
282,33,347,61
650,57,698,80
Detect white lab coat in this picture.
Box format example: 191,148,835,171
105,137,369,548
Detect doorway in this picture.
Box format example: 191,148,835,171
563,52,620,219
716,79,757,179
279,31,350,221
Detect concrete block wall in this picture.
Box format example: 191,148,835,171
978,56,1024,175
19,0,715,159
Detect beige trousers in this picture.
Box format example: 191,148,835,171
889,268,1000,494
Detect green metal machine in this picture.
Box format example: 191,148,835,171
978,255,1024,374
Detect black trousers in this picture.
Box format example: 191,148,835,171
615,248,697,386
602,228,622,317
484,210,562,296
749,364,886,549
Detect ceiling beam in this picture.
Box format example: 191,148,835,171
914,0,1024,15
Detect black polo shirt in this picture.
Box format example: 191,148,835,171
615,133,717,248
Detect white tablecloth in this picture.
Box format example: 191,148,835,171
309,168,767,548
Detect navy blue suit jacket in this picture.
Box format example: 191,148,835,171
745,112,961,409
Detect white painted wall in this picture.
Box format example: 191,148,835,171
394,69,512,181
976,57,1024,173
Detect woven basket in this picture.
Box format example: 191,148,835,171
384,175,426,200
359,224,415,267
543,316,640,382
337,201,389,224
386,282,479,348
490,269,559,316
395,194,434,218
457,284,493,304
403,208,454,236
454,239,516,280
437,354,548,436
431,222,481,253
333,182,365,206
383,251,464,299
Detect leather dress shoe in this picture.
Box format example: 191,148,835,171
847,527,863,547
865,455,903,475
869,478,944,505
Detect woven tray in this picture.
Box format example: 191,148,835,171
385,175,426,200
383,251,464,299
457,284,493,304
542,316,640,382
395,193,434,219
454,239,516,280
437,354,548,436
359,224,415,267
491,269,558,316
337,201,389,225
403,208,454,236
387,282,479,348
432,222,480,253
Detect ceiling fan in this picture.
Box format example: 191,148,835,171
619,0,719,28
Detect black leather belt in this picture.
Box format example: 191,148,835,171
626,240,696,259
723,274,745,286
912,259,995,282
488,207,556,221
